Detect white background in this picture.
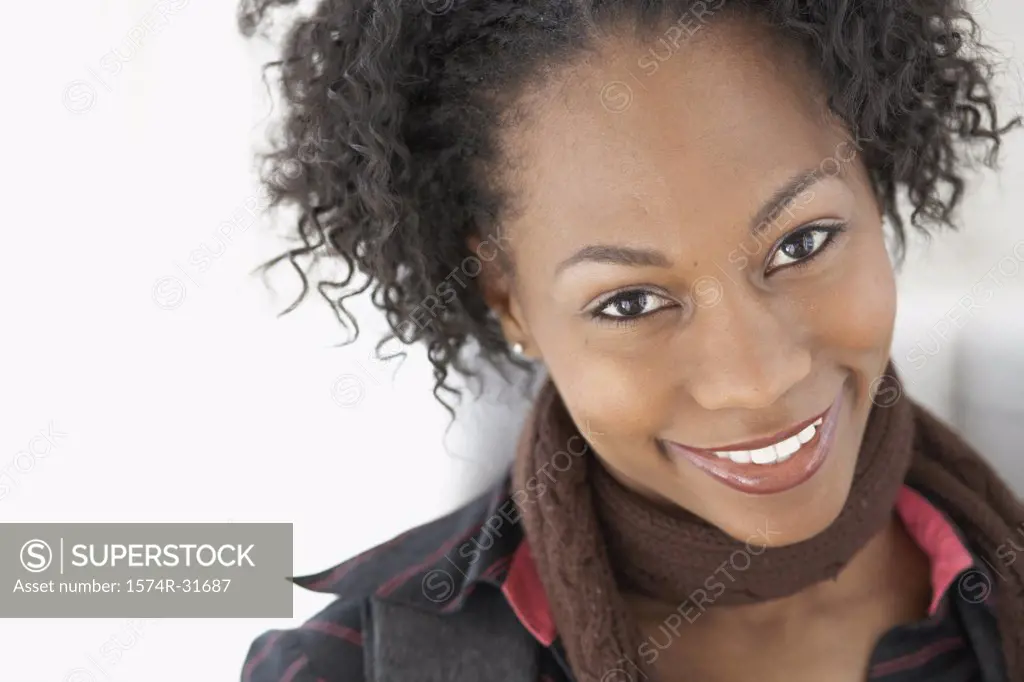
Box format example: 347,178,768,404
1,0,1022,680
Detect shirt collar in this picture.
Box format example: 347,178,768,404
894,485,977,614
289,477,522,614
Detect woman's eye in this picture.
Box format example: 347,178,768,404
593,290,673,321
766,224,843,273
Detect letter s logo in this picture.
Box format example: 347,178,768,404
20,539,52,573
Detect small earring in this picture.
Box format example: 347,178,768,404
511,342,525,356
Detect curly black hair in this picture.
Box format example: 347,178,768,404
237,0,1020,412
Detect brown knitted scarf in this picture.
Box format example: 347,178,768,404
512,368,1024,681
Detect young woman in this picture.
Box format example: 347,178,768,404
237,0,1023,680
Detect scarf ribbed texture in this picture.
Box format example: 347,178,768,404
512,367,1024,681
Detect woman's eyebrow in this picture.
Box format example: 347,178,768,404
554,167,831,277
554,244,672,276
749,167,830,236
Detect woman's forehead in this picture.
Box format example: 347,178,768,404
499,26,850,254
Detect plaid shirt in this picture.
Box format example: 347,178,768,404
240,478,1006,682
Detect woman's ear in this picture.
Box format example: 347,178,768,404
467,233,533,356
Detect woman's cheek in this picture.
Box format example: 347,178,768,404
817,234,897,353
561,361,671,435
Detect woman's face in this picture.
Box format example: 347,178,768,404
482,16,896,546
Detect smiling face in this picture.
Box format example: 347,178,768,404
479,15,897,546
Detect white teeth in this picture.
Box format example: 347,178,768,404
773,435,801,461
712,416,823,466
749,445,777,464
729,450,751,464
796,424,817,444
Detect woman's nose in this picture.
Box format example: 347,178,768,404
682,289,812,412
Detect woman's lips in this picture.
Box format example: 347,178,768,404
661,390,845,495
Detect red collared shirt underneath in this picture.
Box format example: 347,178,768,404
241,481,1005,682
